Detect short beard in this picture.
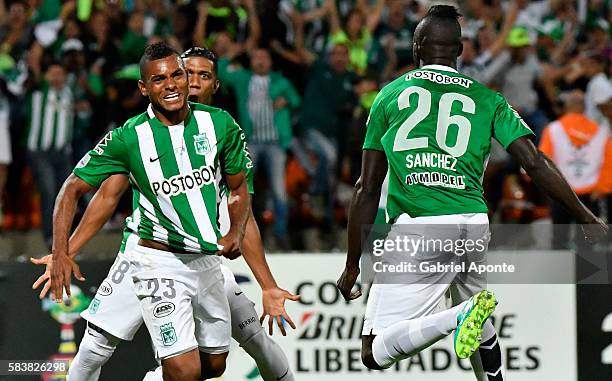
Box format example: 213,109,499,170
188,94,200,103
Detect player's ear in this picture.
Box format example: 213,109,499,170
213,79,220,94
138,80,148,97
457,42,464,58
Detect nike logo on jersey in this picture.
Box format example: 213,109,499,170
150,151,169,163
234,291,243,296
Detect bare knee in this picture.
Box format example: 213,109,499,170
200,352,228,379
162,364,200,381
361,335,383,370
162,352,201,381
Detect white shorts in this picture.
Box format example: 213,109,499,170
131,244,231,359
363,213,490,335
80,233,142,340
0,122,12,165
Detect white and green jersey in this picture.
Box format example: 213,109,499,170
364,65,534,220
116,152,255,254
26,83,74,152
74,102,251,254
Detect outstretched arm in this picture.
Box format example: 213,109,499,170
508,136,608,239
486,0,519,58
31,174,130,299
241,210,300,335
337,149,388,301
242,209,275,289
293,11,316,66
326,0,341,35
192,1,209,47
50,174,95,301
69,175,130,255
365,0,385,34
243,0,261,52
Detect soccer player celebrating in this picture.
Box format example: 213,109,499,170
337,5,607,381
32,47,296,381
46,42,295,381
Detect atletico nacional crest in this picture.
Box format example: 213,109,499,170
160,323,177,346
194,133,211,155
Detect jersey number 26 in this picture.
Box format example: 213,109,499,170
393,86,475,157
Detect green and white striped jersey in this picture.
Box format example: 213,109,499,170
74,102,251,254
117,148,255,254
26,84,74,152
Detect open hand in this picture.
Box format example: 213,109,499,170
259,287,300,336
273,96,288,110
49,253,85,303
31,254,85,300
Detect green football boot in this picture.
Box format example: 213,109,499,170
454,290,498,359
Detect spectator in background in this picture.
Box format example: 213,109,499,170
459,0,519,83
293,31,355,236
292,0,330,54
142,0,173,38
218,48,300,248
371,0,417,72
539,89,612,249
177,5,200,48
293,10,377,240
484,26,549,138
84,11,119,77
583,17,610,55
0,1,32,61
595,89,612,244
60,38,103,163
120,11,147,64
194,0,253,48
326,0,384,75
26,63,73,247
595,78,612,131
583,52,612,126
198,0,260,115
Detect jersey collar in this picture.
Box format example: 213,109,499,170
147,104,155,119
421,64,458,73
146,103,193,125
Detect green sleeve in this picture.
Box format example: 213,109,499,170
362,91,387,152
492,93,535,149
220,112,250,176
73,127,130,188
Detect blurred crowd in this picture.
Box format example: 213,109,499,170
0,0,610,251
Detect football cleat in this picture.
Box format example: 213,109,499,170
454,290,498,359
